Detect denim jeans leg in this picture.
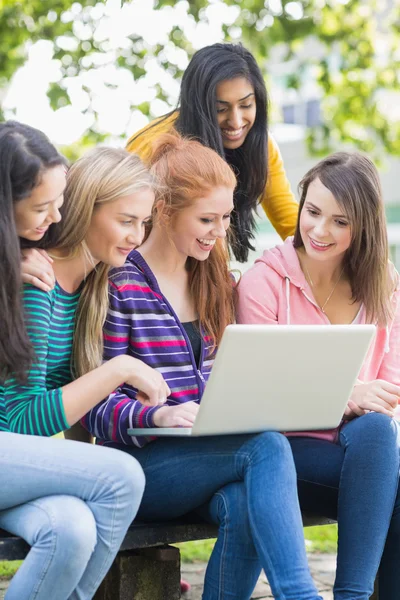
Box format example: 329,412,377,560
289,436,343,521
119,431,321,600
0,433,145,600
198,482,262,600
290,413,400,600
0,496,96,600
334,413,400,600
379,477,400,600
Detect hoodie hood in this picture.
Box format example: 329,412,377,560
254,237,314,324
255,236,309,293
237,237,400,431
251,237,391,352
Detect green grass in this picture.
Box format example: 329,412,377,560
0,561,22,579
0,527,338,577
177,538,217,563
176,524,338,564
304,524,338,554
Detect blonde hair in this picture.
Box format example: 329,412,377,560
49,146,154,376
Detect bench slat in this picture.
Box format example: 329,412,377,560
0,514,336,561
0,535,30,561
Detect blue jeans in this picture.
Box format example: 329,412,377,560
0,432,145,600
112,432,322,600
288,412,400,600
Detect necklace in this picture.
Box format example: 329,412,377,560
303,264,344,313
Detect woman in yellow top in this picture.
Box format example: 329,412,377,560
127,42,298,262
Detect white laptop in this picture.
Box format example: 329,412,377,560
127,324,375,438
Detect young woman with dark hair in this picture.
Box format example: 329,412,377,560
0,121,168,600
83,134,323,600
126,42,298,263
237,152,400,600
0,121,66,382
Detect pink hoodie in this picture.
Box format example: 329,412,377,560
236,237,400,441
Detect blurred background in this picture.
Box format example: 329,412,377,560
1,0,400,268
1,0,399,569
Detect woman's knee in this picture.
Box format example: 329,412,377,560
341,412,400,450
95,448,145,514
210,482,249,528
247,430,292,460
32,495,97,565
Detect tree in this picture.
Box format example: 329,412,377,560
0,0,399,156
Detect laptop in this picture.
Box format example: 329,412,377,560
127,324,375,437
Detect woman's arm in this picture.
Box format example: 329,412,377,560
345,380,400,419
344,289,400,419
62,354,168,426
2,286,168,436
376,289,400,386
83,269,199,443
260,134,299,239
2,286,67,435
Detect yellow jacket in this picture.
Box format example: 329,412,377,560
126,112,298,240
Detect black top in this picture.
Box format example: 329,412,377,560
182,321,202,367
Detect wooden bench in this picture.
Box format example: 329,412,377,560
0,513,378,599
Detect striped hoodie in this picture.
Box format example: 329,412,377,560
82,250,215,447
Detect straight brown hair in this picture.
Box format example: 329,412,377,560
293,152,396,325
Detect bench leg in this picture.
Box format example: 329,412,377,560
94,545,181,600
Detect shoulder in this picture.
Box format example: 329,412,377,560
389,262,400,290
21,285,55,335
237,257,282,301
385,263,400,313
22,284,53,312
126,112,178,158
267,132,284,165
109,262,145,287
108,261,161,306
391,277,400,315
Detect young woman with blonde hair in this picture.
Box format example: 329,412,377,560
0,121,166,599
83,133,323,600
237,152,400,600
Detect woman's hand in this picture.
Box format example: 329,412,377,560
344,380,400,419
153,401,199,428
122,356,170,407
21,249,55,292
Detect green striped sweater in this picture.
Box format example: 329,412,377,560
0,283,80,436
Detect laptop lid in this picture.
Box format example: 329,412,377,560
188,324,375,436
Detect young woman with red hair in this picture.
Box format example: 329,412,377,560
82,134,323,600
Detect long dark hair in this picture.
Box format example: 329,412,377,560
177,43,268,262
293,152,395,325
0,121,65,382
130,43,269,262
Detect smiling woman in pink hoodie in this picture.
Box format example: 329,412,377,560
237,152,400,600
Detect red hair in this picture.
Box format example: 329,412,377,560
149,133,237,351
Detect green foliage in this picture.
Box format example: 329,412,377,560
60,129,108,162
0,560,21,579
0,0,399,156
304,523,338,553
176,538,217,563
176,524,338,563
